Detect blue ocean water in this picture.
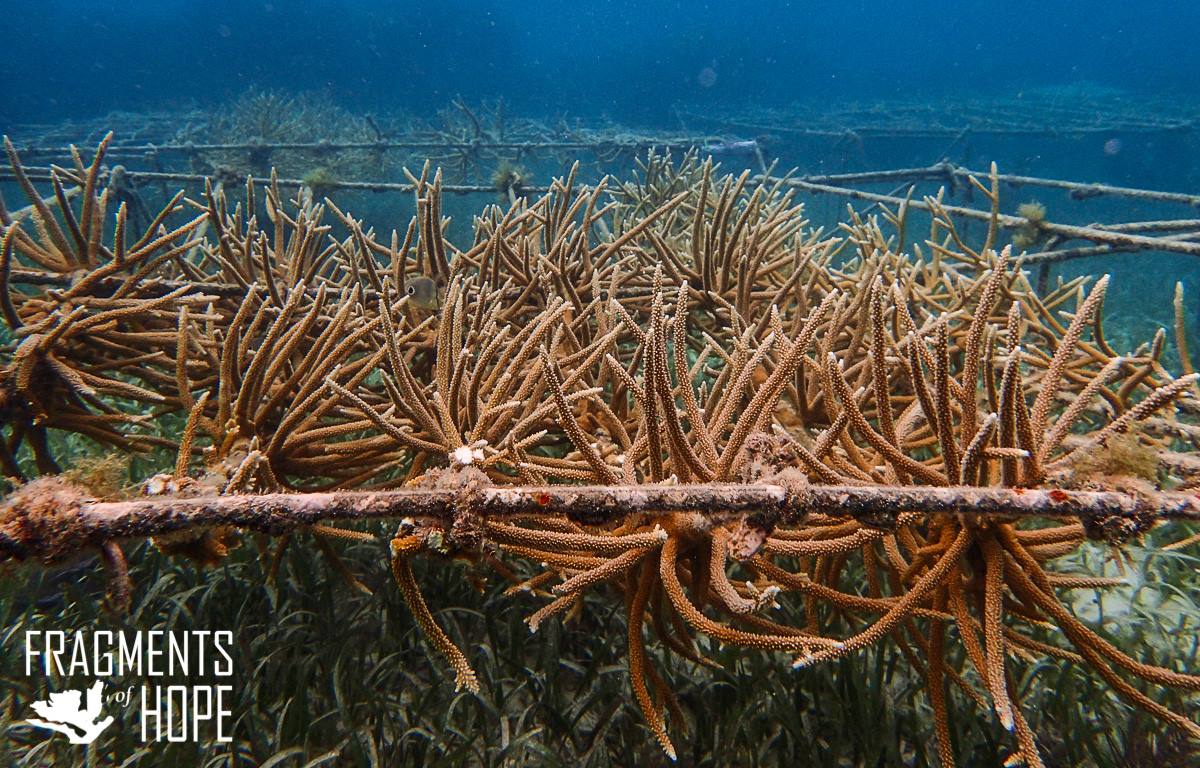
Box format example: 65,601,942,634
2,1,1197,125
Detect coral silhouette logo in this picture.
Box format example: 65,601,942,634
24,630,234,744
26,680,115,744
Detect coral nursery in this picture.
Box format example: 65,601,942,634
1,132,1199,768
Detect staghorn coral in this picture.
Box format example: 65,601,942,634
178,88,384,179
489,158,532,204
2,139,1199,766
0,134,208,475
1012,200,1050,252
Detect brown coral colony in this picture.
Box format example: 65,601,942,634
3,135,1200,766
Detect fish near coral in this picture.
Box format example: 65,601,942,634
405,276,443,311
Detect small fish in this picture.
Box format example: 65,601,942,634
701,139,760,156
405,276,443,310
